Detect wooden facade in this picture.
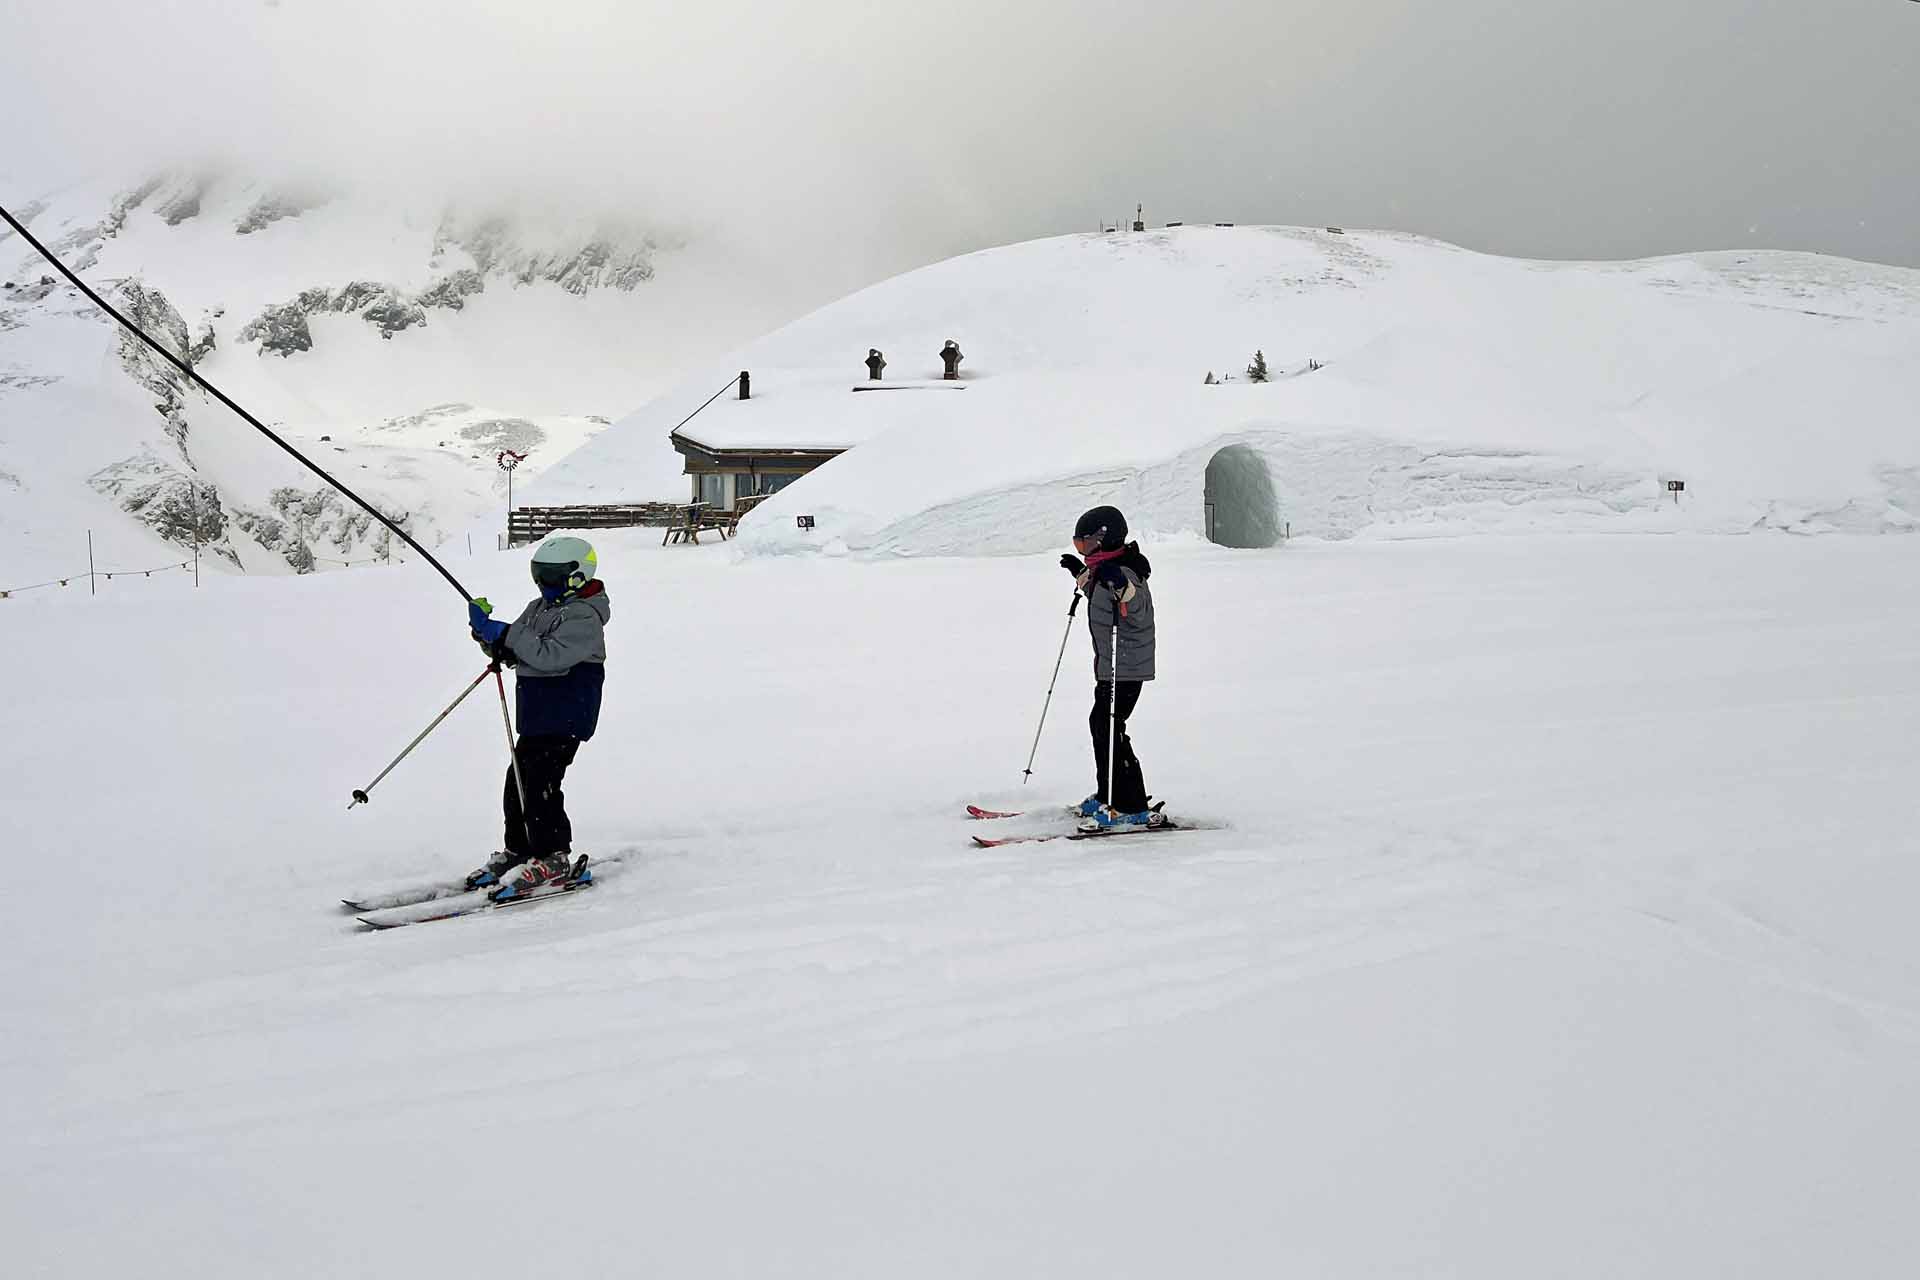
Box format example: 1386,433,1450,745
669,431,844,513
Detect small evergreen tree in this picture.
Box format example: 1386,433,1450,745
1204,371,1217,385
1247,349,1270,383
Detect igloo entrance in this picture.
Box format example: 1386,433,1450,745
1202,444,1281,548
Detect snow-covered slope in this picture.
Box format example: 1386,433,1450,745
536,227,1920,554
4,530,1919,1275
0,174,812,581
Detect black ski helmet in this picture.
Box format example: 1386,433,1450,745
1073,505,1127,552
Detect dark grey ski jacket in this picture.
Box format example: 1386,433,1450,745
1082,545,1155,682
490,581,611,739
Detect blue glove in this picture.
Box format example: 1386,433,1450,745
468,599,508,646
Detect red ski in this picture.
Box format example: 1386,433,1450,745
965,805,1025,820
973,817,1185,848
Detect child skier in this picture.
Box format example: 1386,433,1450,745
1058,505,1161,830
464,535,611,899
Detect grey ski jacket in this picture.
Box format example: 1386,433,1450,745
496,581,611,738
1084,557,1155,682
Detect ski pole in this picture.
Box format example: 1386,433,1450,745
1021,591,1083,783
348,666,493,808
493,662,533,851
1105,599,1121,813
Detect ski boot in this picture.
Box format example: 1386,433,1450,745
465,850,525,891
488,852,576,903
1076,803,1168,834
1076,794,1157,821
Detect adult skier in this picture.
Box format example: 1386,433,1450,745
1058,505,1161,829
463,535,611,899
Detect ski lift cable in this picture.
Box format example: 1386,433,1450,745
0,202,476,603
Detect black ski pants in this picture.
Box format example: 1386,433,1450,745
1090,679,1148,814
503,734,581,859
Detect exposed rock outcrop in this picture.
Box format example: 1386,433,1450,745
233,209,657,356
235,189,329,234
151,175,209,226
237,294,318,356
110,281,195,449
239,279,435,353
457,417,545,452
229,486,407,573
0,199,46,238
334,281,428,337
434,213,656,293
418,268,485,311
88,451,234,561
190,312,220,364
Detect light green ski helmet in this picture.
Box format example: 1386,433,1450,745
530,535,597,593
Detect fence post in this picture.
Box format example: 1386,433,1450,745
87,530,96,596
738,370,751,400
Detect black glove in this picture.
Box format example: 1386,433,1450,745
1059,553,1085,576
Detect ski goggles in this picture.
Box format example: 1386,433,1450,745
531,561,577,589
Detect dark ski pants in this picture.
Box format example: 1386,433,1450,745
1090,679,1149,813
504,734,581,859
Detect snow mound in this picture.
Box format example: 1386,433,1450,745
537,227,1920,556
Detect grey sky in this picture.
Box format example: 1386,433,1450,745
3,0,1916,295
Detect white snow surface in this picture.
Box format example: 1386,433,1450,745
534,227,1920,555
4,529,1919,1276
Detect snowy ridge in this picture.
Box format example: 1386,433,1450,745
0,174,817,578
533,226,1920,554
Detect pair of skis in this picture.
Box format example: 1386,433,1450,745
345,853,606,930
963,803,1183,847
343,802,1199,932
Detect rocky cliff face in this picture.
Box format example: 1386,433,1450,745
234,210,657,356
234,188,329,235
82,280,240,561
90,451,234,562
238,281,431,355
229,486,406,573
434,213,657,294
108,280,195,446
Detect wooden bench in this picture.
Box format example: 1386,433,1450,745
662,503,737,545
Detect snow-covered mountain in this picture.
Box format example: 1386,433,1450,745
8,202,1920,1276
537,226,1920,554
0,173,814,581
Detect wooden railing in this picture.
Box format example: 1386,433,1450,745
507,503,688,546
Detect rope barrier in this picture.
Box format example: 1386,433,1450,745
1,560,193,599
0,552,415,598
313,554,406,567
